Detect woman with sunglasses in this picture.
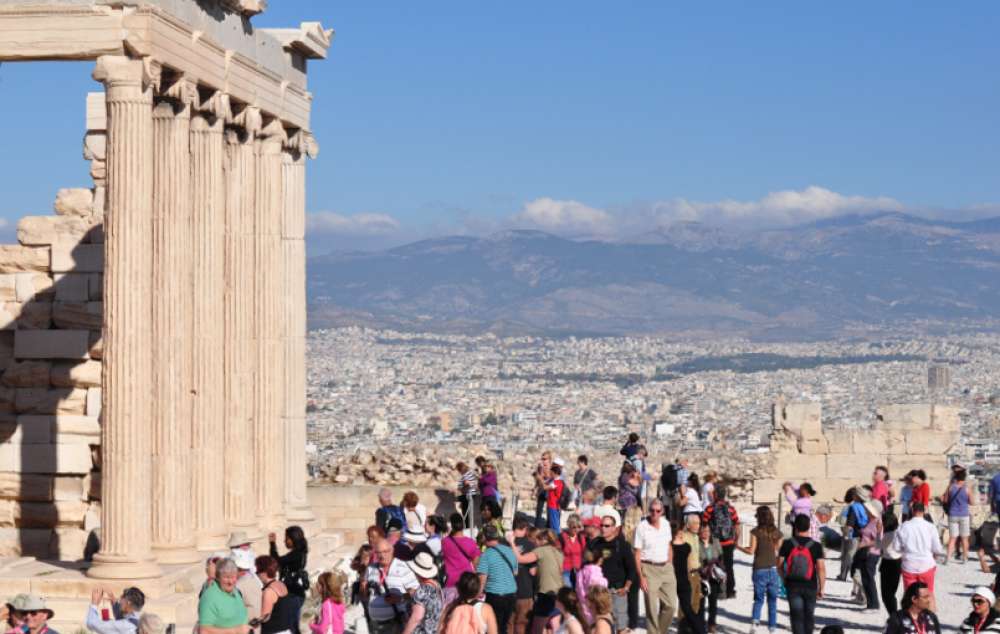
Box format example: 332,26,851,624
959,587,1000,633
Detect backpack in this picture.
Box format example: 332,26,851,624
783,539,816,582
661,464,681,493
850,503,870,529
558,481,573,510
443,601,486,634
709,502,735,542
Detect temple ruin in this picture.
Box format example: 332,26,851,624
0,0,332,586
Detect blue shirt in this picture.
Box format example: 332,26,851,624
475,544,518,595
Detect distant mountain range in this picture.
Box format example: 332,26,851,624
307,213,1000,339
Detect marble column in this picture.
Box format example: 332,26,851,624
282,147,313,521
191,111,227,550
88,55,162,580
254,127,286,529
150,97,199,564
223,126,259,537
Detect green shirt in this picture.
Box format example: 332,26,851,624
198,581,249,628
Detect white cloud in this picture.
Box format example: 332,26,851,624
511,197,613,236
306,211,401,236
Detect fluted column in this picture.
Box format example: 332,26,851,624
223,126,259,536
191,111,227,550
150,97,199,564
282,147,313,521
88,55,161,580
254,126,286,530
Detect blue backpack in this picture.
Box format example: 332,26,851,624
850,502,870,529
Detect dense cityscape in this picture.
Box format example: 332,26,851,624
305,327,1000,471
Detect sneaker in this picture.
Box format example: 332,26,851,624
749,620,759,634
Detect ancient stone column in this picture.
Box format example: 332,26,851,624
254,125,286,530
151,96,199,564
282,146,313,522
223,125,260,537
88,55,162,580
191,111,227,550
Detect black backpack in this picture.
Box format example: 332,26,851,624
709,501,735,542
558,482,573,510
661,464,681,493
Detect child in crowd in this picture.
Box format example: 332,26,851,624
311,571,346,634
576,548,608,624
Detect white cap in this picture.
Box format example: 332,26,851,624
232,548,255,571
973,586,996,606
553,457,566,467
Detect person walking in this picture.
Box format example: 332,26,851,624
942,467,973,565
310,572,346,634
671,520,707,634
854,498,883,611
879,510,904,616
632,499,676,634
587,511,637,634
959,587,1000,633
701,486,739,599
891,502,945,613
476,525,518,634
777,514,826,634
269,526,310,634
884,582,941,634
738,506,782,634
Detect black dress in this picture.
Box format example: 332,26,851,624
672,542,706,634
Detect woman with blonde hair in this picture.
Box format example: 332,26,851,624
310,572,346,634
585,587,614,634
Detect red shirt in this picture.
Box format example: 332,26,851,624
913,482,931,508
560,531,586,571
547,479,564,509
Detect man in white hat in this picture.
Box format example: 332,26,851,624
85,586,145,634
959,586,1000,632
232,549,262,632
10,594,57,634
227,531,255,561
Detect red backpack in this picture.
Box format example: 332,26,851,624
783,539,815,582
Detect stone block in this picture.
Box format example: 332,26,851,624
0,527,51,558
15,499,89,528
88,332,103,360
50,360,102,389
51,244,103,274
86,388,101,418
852,430,905,454
90,160,106,182
87,470,100,500
0,246,50,274
52,302,102,330
876,404,932,430
53,188,93,218
775,401,823,441
0,304,15,331
904,430,959,455
51,527,93,560
17,216,89,247
10,415,100,445
83,132,107,161
14,330,90,359
53,476,87,502
825,430,853,454
15,388,87,415
54,274,90,302
825,453,887,479
753,479,784,504
798,437,829,454
88,274,103,300
15,301,53,330
0,443,93,474
1,361,51,387
773,453,826,479
87,93,107,132
0,472,53,502
889,454,950,481
0,275,15,302
932,406,960,432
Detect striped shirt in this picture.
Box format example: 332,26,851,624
460,470,478,495
475,545,517,595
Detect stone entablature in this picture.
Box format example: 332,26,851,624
755,399,962,504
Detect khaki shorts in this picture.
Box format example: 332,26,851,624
948,515,971,538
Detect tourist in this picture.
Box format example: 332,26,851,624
137,614,164,634
479,463,500,507
256,555,298,634
671,519,707,634
377,489,406,535
891,502,944,612
577,489,598,520
560,514,587,588
909,471,931,519
738,506,782,634
879,510,904,616
991,470,1000,520
595,487,618,521
576,548,608,625
883,582,940,634
229,531,256,560
574,456,597,508
697,522,724,634
959,587,1000,633
233,550,262,632
457,462,480,530
619,433,641,461
441,513,480,606
814,505,842,550
388,519,412,561
582,517,601,545
585,587,614,634
479,498,506,548
680,473,703,519
10,595,57,634
547,462,567,535
587,510,636,634
310,572,346,634
899,473,915,522
617,463,642,537
855,498,884,611
86,587,144,634
873,466,893,510
351,545,374,621
632,445,650,503
510,529,561,634
510,516,539,634
553,588,585,634
403,552,444,634
783,482,818,539
977,520,999,574
269,526,310,634
364,537,419,634
198,559,250,634
4,595,27,634
368,526,388,554
404,528,429,560
632,498,675,634
426,515,447,558
476,525,518,634
942,467,973,565
701,471,718,507
534,452,554,530
702,485,739,599
403,492,429,538
836,488,861,582
777,514,826,634
438,572,498,634
660,458,689,522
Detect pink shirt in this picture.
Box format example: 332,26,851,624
872,480,891,508
309,599,345,634
441,534,479,588
576,563,608,624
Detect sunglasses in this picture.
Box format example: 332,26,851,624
601,523,615,528
650,508,664,514
972,598,988,606
25,611,44,617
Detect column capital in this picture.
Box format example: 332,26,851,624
93,56,153,96
232,105,263,138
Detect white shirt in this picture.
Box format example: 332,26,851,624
701,482,715,505
405,504,427,534
426,535,442,557
632,518,672,564
683,488,702,514
891,516,945,574
366,558,419,622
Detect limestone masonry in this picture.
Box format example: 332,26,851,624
0,0,331,580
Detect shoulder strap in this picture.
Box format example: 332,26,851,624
489,546,516,574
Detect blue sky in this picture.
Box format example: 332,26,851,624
0,2,997,250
